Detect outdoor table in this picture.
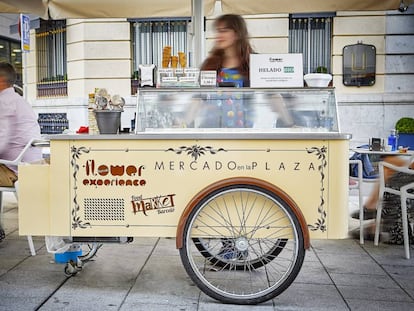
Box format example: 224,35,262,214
351,147,413,157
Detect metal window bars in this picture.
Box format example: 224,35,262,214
36,20,67,98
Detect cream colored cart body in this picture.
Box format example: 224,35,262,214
19,88,351,305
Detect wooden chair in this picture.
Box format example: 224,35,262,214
374,154,414,259
0,139,43,256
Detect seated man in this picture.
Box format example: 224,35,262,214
0,62,42,242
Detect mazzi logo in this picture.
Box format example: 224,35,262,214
82,159,146,187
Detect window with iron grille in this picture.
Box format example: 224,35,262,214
289,14,334,74
0,38,22,87
130,18,190,93
36,19,67,98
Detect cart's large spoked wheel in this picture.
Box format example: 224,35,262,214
179,184,305,305
192,237,287,270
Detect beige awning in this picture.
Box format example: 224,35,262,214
0,0,216,19
221,0,414,15
0,0,48,19
48,0,216,19
1,0,412,20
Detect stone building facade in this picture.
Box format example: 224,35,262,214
2,7,414,146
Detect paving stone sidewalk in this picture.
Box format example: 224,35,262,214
1,193,413,311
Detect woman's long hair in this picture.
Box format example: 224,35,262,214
200,14,253,78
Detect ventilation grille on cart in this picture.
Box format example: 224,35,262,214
83,198,125,221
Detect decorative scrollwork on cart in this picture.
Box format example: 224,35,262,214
306,146,327,232
166,145,227,161
71,146,91,229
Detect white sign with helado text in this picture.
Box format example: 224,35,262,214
250,54,303,88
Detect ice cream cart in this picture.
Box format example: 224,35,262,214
19,87,350,305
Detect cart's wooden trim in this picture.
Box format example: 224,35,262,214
175,177,310,250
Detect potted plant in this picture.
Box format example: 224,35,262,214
304,66,332,87
395,117,414,150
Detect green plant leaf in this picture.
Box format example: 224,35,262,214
395,117,414,134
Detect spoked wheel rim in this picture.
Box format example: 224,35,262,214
192,237,288,270
180,183,305,304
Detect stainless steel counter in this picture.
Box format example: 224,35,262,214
49,131,351,141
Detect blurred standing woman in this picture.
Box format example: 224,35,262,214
198,14,294,128
196,14,255,128
201,14,254,87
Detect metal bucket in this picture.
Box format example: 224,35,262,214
94,110,122,134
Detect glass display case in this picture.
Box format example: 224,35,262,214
135,88,339,133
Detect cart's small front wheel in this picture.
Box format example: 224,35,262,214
179,182,306,305
64,260,79,277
